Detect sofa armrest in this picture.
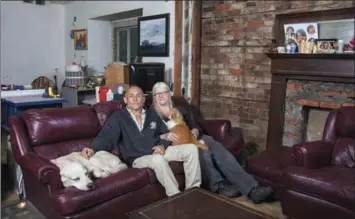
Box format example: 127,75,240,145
199,119,232,141
222,127,245,155
21,153,62,191
199,119,244,154
9,115,62,191
293,141,333,169
21,153,60,183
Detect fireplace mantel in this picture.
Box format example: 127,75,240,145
266,53,355,79
266,53,355,150
266,53,355,59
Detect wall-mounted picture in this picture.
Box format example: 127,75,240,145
315,39,337,54
73,29,88,50
284,22,319,43
138,13,170,57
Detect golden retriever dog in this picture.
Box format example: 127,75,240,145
164,108,208,150
51,151,128,191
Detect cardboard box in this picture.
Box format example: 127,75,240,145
104,63,129,90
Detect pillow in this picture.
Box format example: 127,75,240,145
331,137,355,168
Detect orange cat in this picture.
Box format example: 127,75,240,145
164,108,208,150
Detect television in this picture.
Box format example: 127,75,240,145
129,62,165,94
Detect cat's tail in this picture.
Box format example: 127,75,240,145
192,138,209,150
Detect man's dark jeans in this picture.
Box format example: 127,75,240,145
199,135,258,196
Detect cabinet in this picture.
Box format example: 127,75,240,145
61,87,96,107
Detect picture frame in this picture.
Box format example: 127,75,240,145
137,13,170,57
284,22,319,43
315,38,337,54
73,29,88,50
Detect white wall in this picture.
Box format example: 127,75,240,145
64,1,175,75
1,1,65,86
87,20,113,74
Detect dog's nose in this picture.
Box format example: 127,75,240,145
87,183,95,189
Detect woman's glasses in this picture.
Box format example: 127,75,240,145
154,91,169,97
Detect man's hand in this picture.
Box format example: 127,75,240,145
160,132,179,143
81,147,95,159
191,128,199,138
152,145,165,155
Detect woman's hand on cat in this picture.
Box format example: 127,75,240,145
160,132,179,143
191,129,199,138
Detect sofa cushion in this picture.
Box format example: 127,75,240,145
52,168,150,215
142,162,185,185
169,161,184,175
21,106,100,146
93,100,125,127
144,161,185,187
332,137,355,168
33,138,94,161
283,166,355,210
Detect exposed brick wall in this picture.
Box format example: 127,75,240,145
200,0,354,150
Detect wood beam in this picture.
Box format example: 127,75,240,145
190,0,202,107
173,0,183,96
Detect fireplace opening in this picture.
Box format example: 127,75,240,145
282,79,354,147
301,107,331,142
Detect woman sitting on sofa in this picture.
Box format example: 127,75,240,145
153,82,273,203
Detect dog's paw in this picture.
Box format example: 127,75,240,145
92,168,105,178
100,171,111,178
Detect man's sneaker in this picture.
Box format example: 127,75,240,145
217,181,242,198
248,186,274,204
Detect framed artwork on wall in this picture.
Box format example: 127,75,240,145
73,29,88,50
137,13,170,57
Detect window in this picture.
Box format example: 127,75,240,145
115,26,138,64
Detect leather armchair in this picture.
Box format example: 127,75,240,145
9,97,244,219
247,106,355,219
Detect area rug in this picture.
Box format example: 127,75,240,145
1,200,45,219
129,188,279,219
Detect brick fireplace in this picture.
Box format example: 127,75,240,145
264,7,355,150
266,52,355,150
282,80,355,146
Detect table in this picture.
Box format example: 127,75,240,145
1,95,64,200
128,188,273,219
1,95,64,131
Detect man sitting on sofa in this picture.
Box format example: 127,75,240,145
80,86,201,197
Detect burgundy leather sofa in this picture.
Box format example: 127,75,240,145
247,106,355,219
9,96,244,219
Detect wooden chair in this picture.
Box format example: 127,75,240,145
31,76,53,89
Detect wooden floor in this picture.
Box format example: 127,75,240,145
2,191,286,219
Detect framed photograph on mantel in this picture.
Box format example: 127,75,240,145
138,13,170,57
315,38,337,54
284,22,319,44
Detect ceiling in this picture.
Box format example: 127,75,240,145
50,1,75,5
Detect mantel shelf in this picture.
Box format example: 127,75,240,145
265,52,355,60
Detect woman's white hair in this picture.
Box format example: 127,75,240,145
152,82,173,108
